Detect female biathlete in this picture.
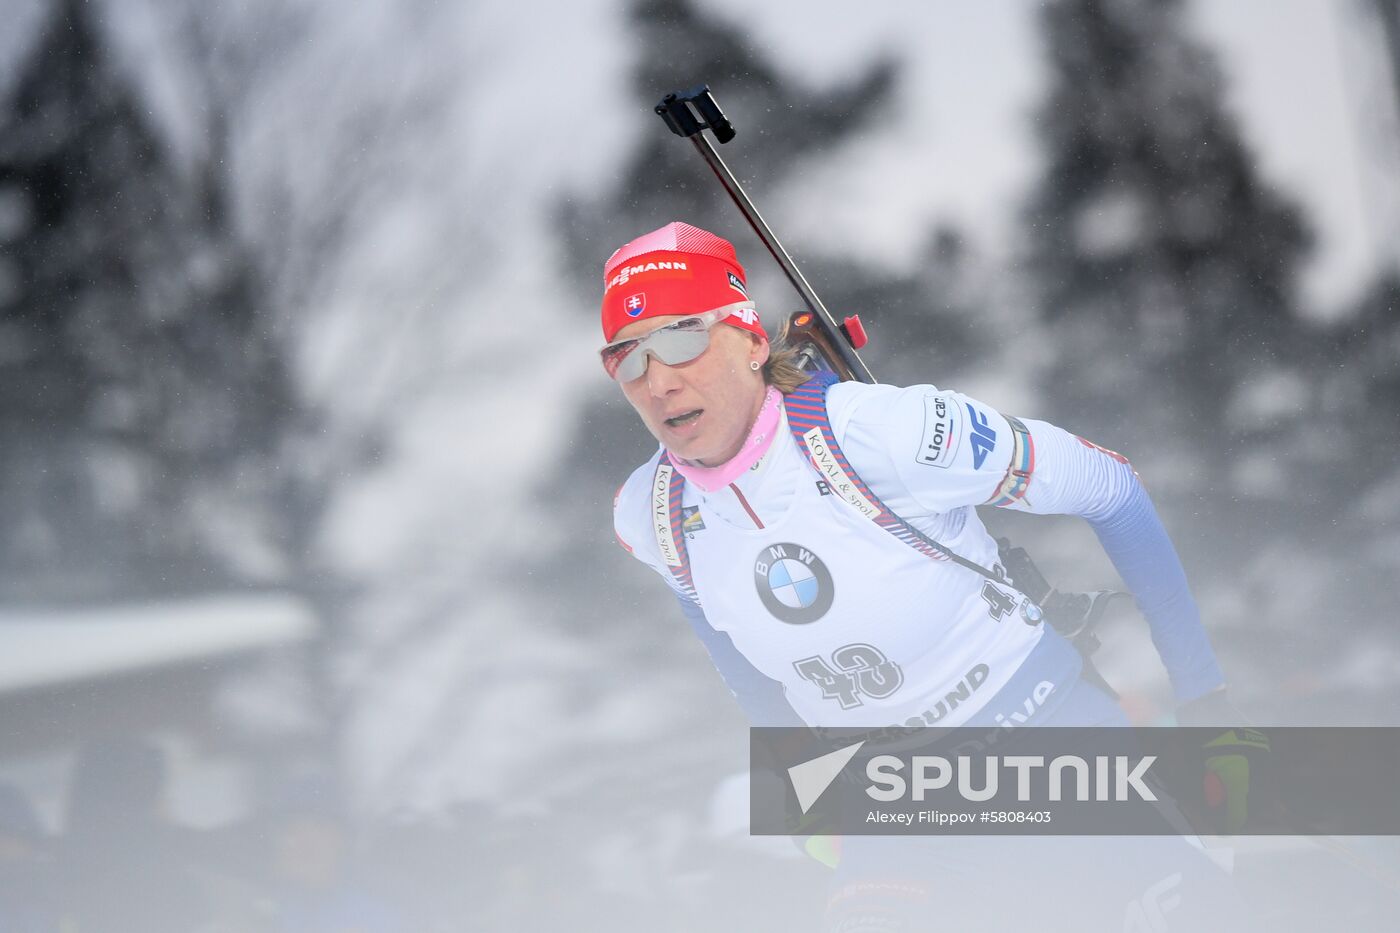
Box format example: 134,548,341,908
603,222,1253,932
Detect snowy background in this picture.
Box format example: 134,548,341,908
2,0,1400,929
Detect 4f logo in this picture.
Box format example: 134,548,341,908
966,403,997,469
624,293,646,316
729,305,759,326
1123,873,1182,933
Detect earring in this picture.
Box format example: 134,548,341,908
750,360,761,371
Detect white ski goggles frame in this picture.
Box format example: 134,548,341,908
599,302,756,382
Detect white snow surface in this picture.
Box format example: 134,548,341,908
0,593,314,693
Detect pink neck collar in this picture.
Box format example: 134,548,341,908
670,387,782,493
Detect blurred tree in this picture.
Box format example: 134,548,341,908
1317,272,1400,528
544,0,992,634
1372,0,1400,126
1023,1,1400,713
1025,0,1312,506
1353,0,1400,280
0,0,301,602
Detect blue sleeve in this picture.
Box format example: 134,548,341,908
675,595,804,727
1013,421,1226,703
1087,478,1224,701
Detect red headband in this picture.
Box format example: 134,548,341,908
600,221,767,342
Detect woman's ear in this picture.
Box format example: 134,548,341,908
752,334,771,367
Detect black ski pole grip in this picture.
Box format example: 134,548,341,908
656,85,736,143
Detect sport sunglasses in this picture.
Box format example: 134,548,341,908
599,302,756,382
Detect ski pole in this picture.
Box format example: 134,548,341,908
655,84,876,384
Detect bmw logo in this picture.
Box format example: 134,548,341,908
754,542,834,625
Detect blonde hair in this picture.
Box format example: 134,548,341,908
761,315,814,394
